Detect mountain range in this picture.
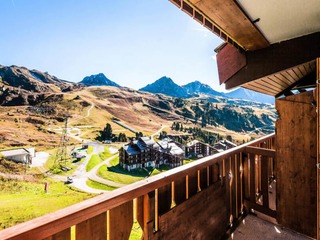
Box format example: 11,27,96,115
139,76,274,104
0,65,274,105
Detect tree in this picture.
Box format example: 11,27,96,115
175,122,180,131
101,123,113,140
159,131,167,139
118,133,127,142
226,135,233,142
136,132,143,138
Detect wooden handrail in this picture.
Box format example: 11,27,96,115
0,133,275,240
245,146,276,157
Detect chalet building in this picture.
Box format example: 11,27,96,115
214,139,237,151
0,148,35,164
119,137,184,171
153,138,184,167
185,140,219,158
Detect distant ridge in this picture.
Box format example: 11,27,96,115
0,64,274,105
79,73,119,87
182,80,224,97
139,76,189,98
0,65,76,93
140,77,274,104
225,88,274,105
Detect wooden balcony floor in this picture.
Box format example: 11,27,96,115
229,214,313,240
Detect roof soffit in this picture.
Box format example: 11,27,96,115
236,0,320,44
187,0,269,50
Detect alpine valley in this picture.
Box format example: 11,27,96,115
0,65,276,149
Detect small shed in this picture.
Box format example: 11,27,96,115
0,148,35,164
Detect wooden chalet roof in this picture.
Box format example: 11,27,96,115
169,0,320,97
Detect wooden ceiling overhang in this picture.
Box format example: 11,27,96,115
220,32,320,96
169,0,320,97
169,0,269,51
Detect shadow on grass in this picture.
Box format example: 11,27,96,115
107,164,150,178
107,164,172,178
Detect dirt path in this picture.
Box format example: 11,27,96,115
47,98,95,143
151,125,168,138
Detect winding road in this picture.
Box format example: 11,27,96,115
42,99,171,194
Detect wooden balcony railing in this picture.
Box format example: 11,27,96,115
0,133,276,240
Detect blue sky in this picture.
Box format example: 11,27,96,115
0,0,225,91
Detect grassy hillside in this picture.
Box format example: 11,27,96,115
0,177,94,230
0,86,276,150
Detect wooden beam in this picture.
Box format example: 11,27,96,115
317,57,320,240
223,32,320,90
188,0,269,50
245,146,275,158
216,44,246,85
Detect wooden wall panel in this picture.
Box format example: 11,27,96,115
276,91,317,238
158,184,172,215
151,182,227,240
136,196,144,230
174,177,186,205
109,201,133,240
43,228,70,240
188,171,198,198
76,213,106,240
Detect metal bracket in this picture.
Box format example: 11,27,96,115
316,163,320,169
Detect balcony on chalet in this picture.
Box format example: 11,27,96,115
0,132,316,239
1,0,320,238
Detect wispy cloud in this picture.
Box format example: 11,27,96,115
11,0,16,8
192,26,211,37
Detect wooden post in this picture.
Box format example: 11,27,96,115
317,57,320,240
186,175,189,199
197,170,201,192
155,189,159,232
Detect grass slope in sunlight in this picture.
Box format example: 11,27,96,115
86,179,118,191
86,154,102,172
0,177,94,229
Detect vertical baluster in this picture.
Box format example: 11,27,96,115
171,182,176,208
250,153,256,204
231,155,237,219
207,166,210,187
186,175,189,200
243,153,249,200
197,170,201,192
261,156,269,208
255,155,260,201
239,152,244,213
225,157,232,225
155,189,159,232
